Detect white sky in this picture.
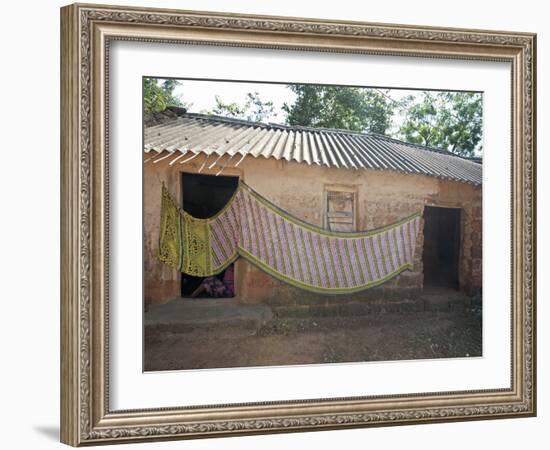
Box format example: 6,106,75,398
167,79,481,154
173,79,295,123
173,79,418,126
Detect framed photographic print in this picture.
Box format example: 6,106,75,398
60,3,536,446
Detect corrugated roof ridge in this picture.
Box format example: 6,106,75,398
367,133,480,162
149,112,479,165
175,112,366,135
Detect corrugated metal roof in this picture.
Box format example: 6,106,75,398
144,113,482,186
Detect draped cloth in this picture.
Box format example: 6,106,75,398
159,182,421,294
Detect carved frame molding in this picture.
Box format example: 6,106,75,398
60,3,536,446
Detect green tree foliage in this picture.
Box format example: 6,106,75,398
210,92,275,122
283,85,394,134
211,96,245,118
143,78,188,115
398,92,482,156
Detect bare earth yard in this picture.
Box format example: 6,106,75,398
144,303,482,371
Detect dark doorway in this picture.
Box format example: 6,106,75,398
180,172,239,298
422,206,461,289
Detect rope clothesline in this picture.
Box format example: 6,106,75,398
159,181,421,294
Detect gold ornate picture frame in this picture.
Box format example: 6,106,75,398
60,3,536,446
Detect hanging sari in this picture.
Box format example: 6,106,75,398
159,181,420,294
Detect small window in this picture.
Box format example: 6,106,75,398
324,188,356,232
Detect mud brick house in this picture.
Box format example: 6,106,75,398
143,109,482,308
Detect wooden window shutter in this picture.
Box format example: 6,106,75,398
326,190,356,232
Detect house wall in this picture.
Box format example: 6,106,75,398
143,152,482,307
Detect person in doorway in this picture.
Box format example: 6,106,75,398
190,265,234,298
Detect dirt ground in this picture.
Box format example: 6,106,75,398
144,304,482,371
